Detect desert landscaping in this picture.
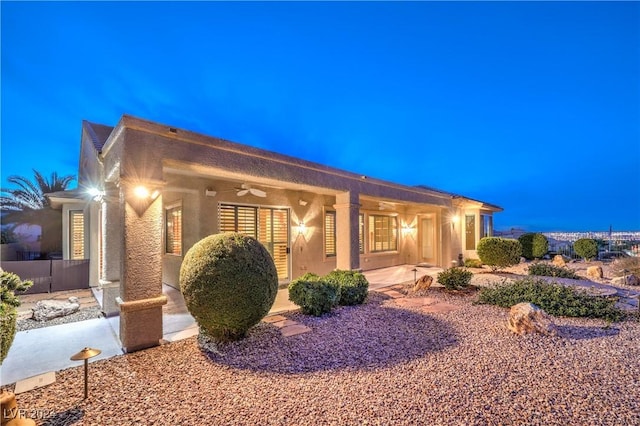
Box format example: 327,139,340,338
3,258,639,426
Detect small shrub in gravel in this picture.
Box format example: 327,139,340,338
325,270,369,306
528,263,580,279
288,273,340,316
477,237,522,271
518,233,549,260
475,277,623,322
573,238,598,261
437,267,473,290
464,258,483,268
1,270,33,363
180,233,278,342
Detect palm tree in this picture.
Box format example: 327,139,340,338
1,170,75,257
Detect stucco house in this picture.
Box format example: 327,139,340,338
52,114,501,352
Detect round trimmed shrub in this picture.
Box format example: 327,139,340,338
288,273,340,316
179,233,278,342
476,237,522,271
325,270,369,306
518,233,549,260
437,267,473,290
573,238,598,261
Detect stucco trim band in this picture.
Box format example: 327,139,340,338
116,295,168,313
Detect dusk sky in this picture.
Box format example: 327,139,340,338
2,1,639,232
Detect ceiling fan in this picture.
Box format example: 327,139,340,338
236,183,267,198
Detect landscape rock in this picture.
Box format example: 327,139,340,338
612,274,639,286
552,255,566,267
507,302,557,336
413,275,433,292
586,266,603,280
32,299,80,321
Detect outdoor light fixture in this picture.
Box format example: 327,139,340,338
451,215,460,230
70,347,101,399
87,187,105,202
297,222,307,235
402,224,414,236
133,186,150,199
299,199,308,206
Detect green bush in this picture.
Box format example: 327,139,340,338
528,263,580,279
573,238,598,261
464,258,483,268
1,271,33,363
475,277,623,322
437,267,473,290
179,233,278,342
518,233,549,260
325,270,369,306
288,274,340,316
476,237,522,271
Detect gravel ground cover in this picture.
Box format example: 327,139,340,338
7,290,639,426
16,306,103,332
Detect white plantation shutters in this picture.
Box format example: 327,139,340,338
69,210,85,259
165,205,182,255
219,203,289,280
324,211,336,257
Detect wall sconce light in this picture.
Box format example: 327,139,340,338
133,186,159,200
299,199,308,206
451,215,460,230
297,222,307,235
205,188,217,197
401,225,414,236
87,188,105,202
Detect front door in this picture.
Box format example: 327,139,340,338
219,203,290,282
420,216,436,265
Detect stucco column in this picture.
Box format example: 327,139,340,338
99,187,122,317
117,182,167,352
335,191,360,271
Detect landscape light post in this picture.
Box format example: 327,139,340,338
70,347,101,399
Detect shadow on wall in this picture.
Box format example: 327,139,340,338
201,293,459,374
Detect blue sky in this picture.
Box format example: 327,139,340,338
2,1,639,232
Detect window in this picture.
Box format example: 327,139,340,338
359,213,365,254
480,214,493,239
368,215,397,252
166,204,183,255
324,211,336,257
69,210,85,260
219,204,257,237
219,203,290,280
465,214,476,250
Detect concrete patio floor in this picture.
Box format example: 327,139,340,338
1,264,442,387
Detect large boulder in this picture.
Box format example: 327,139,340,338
507,302,557,335
586,266,603,280
413,275,433,292
552,255,566,267
32,297,80,321
612,274,639,286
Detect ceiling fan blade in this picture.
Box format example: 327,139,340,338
250,188,267,197
237,189,249,196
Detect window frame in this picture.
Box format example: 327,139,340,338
324,210,337,258
165,202,183,256
69,210,85,260
368,214,398,253
465,214,476,250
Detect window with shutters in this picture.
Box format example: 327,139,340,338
69,210,85,259
359,213,365,254
368,215,397,252
165,204,182,255
324,211,336,257
219,203,289,280
465,214,476,250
